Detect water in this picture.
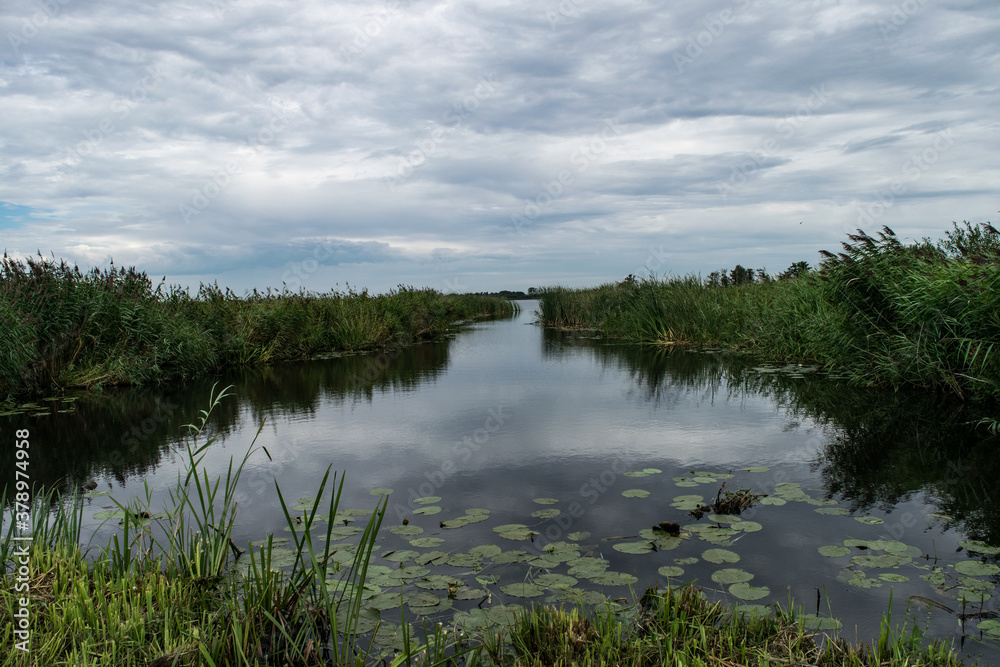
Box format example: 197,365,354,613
4,302,1000,662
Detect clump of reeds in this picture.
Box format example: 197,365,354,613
538,222,1000,401
0,255,517,396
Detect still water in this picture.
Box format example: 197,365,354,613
5,302,1000,662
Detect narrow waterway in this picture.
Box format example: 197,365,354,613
4,302,999,662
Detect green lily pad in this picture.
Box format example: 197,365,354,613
818,545,851,558
532,509,561,519
879,573,910,583
469,544,502,559
622,489,651,498
413,496,441,505
501,583,545,598
961,540,1000,555
383,549,419,563
729,583,770,601
658,566,684,578
854,516,883,525
93,510,126,520
390,525,424,536
732,521,762,533
643,468,663,474
535,573,578,589
712,568,754,584
978,619,1000,638
613,541,654,554
567,531,590,541
743,467,770,473
703,549,740,564
533,498,559,505
369,488,394,496
675,557,699,566
588,572,638,586
409,537,445,548
414,551,449,565
440,517,470,529
624,471,650,478
759,497,786,506
801,614,843,630
453,587,488,600
492,551,532,564
955,560,1000,577
414,575,461,591
412,506,442,515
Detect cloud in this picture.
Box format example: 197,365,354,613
1,0,997,292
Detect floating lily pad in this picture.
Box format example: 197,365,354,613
851,554,910,568
567,531,590,541
453,587,488,600
613,541,654,554
675,557,699,566
958,589,992,604
732,521,762,533
412,506,442,516
955,560,1000,577
743,467,770,473
83,489,112,498
535,573,578,589
622,489,651,498
978,619,1000,638
369,488,394,496
532,509,561,519
492,550,532,564
93,509,126,520
384,565,430,581
414,575,461,591
409,537,445,548
819,545,851,558
854,516,883,525
879,573,910,583
658,566,684,578
801,614,843,630
624,471,650,478
959,576,993,591
643,468,662,474
759,497,786,506
440,517,471,529
962,540,1000,555
712,568,754,584
703,549,740,564
533,498,559,505
815,507,850,516
383,549,419,563
413,496,441,505
501,583,545,598
469,544,502,559
729,583,769,601
414,551,449,565
390,525,424,536
588,571,638,586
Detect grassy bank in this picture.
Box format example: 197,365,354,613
539,223,1000,401
0,255,516,396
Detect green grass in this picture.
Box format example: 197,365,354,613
0,256,517,396
538,222,1000,401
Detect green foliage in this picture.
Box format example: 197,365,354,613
0,256,516,396
539,222,1000,400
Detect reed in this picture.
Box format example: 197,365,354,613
0,257,517,397
539,222,1000,400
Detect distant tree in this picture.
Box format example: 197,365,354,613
729,264,755,286
778,261,811,280
527,287,539,296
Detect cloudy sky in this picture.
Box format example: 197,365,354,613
1,0,998,294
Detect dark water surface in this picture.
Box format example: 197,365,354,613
5,302,1000,662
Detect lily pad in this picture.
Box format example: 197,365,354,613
390,525,424,536
729,583,770,601
954,560,1000,577
818,545,851,558
702,548,740,564
501,583,545,598
413,496,441,505
712,568,754,584
613,541,654,554
743,467,770,473
533,498,559,505
658,566,685,578
961,540,1000,555
412,506,442,516
879,573,910,583
801,614,843,630
535,573,578,589
854,516,884,525
531,509,561,519
567,531,590,541
469,544,502,559
815,507,850,516
409,537,445,548
622,489,651,498
588,572,638,586
369,488,394,496
759,497,786,506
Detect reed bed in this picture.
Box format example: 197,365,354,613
539,223,1000,401
0,256,516,396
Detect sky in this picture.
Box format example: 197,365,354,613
1,0,998,295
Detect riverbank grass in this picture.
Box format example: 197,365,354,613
539,223,1000,401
